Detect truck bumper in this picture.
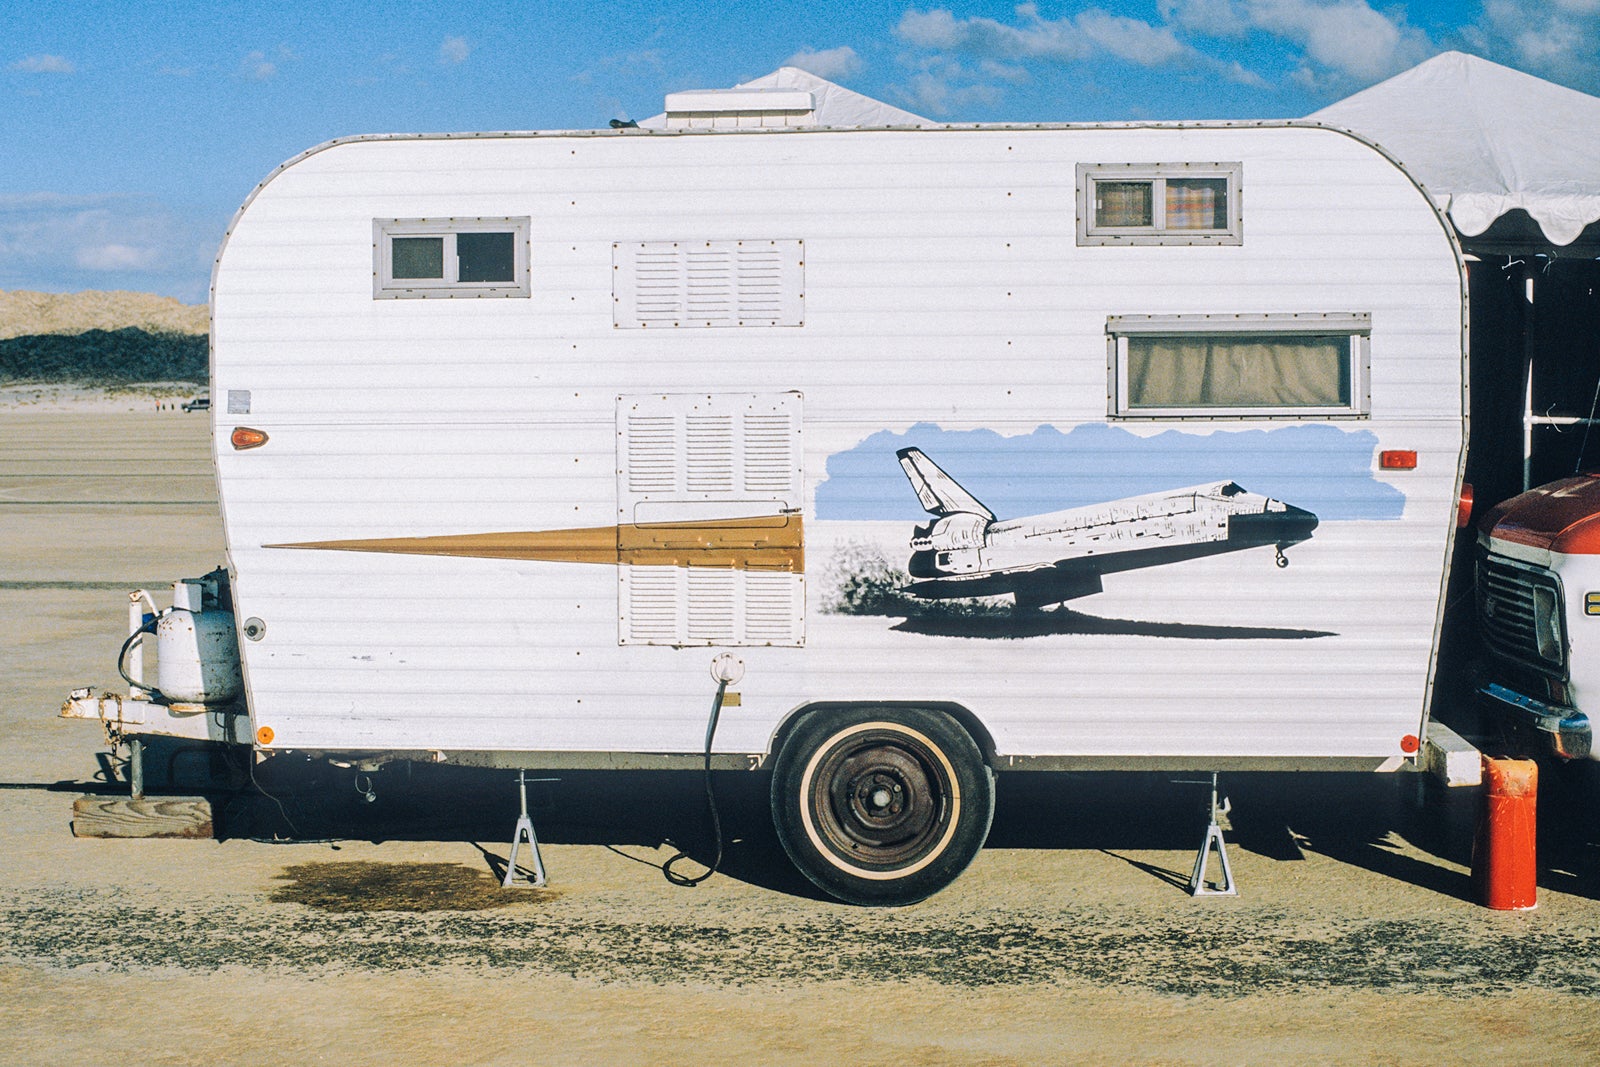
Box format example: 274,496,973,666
1479,682,1592,760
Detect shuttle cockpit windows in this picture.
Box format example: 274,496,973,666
1076,163,1242,246
374,217,530,299
1107,312,1372,419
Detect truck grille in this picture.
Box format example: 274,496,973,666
1477,554,1567,676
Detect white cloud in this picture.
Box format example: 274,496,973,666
892,55,1006,116
892,3,1210,112
0,193,218,302
979,59,1031,84
1158,0,1250,36
896,6,1093,62
440,35,471,65
1166,0,1432,83
1470,0,1600,85
235,44,295,82
783,45,863,80
896,4,1201,69
75,244,158,271
895,0,1600,109
238,50,276,81
901,70,1004,115
1219,59,1268,86
11,54,76,74
1076,9,1189,65
1246,0,1427,83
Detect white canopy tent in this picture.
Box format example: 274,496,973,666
1309,51,1600,254
1311,52,1600,492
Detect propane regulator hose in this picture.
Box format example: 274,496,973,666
662,678,728,887
116,615,168,705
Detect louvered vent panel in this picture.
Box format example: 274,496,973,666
616,392,804,647
686,415,736,494
625,415,678,495
745,572,804,645
687,570,739,643
743,412,796,494
613,240,804,328
624,568,681,644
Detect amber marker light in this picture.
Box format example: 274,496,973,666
256,726,275,746
231,426,269,450
1457,483,1475,529
1380,450,1418,470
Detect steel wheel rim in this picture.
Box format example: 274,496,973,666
808,727,953,871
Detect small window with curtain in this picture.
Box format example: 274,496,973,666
1107,313,1371,418
1077,163,1242,245
374,217,530,298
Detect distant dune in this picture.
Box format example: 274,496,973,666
0,290,208,390
0,289,206,341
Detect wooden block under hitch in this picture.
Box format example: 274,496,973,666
71,795,214,839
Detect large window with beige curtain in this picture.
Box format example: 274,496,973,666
1108,313,1371,418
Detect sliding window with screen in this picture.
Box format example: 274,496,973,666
1077,163,1242,246
373,217,530,299
1107,313,1372,419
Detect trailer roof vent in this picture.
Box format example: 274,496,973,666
663,88,817,129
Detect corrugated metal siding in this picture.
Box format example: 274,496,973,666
213,125,1463,759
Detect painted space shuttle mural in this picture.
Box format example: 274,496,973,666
897,448,1319,610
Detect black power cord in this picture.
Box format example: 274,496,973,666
116,616,168,705
663,678,729,887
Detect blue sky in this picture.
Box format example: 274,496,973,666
5,0,1599,303
817,423,1404,521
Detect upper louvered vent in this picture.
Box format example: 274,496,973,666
617,392,805,647
621,394,803,503
613,239,804,328
625,415,677,495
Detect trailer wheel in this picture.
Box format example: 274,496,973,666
770,707,994,906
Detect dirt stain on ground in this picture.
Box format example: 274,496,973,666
269,861,557,913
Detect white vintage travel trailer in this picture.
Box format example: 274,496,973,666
69,111,1471,904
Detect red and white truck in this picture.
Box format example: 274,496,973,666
1477,475,1600,760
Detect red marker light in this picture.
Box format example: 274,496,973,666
1401,734,1420,754
1380,450,1418,470
231,427,269,450
1457,482,1474,529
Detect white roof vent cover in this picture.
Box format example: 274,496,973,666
663,87,817,129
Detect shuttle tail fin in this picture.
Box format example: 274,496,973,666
896,448,996,520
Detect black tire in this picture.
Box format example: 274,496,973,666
769,706,994,906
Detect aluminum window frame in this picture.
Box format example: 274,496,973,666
1077,162,1243,246
373,216,531,299
1107,312,1373,420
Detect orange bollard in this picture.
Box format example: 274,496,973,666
1471,756,1538,910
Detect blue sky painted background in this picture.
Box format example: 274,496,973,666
5,1,1600,301
817,423,1407,521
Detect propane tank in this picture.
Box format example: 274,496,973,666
155,573,243,708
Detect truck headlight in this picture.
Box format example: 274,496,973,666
1533,585,1564,664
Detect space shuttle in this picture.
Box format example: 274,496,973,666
897,448,1319,610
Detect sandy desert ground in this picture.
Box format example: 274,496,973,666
3,409,1600,1065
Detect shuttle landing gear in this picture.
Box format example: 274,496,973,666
770,706,994,906
1274,546,1290,568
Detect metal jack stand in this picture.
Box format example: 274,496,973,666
503,770,550,889
1186,772,1238,897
